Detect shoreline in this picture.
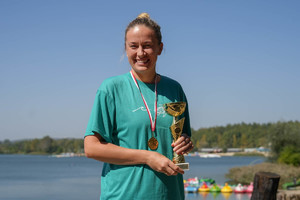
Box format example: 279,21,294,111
188,152,268,157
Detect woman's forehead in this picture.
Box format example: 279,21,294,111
126,27,156,42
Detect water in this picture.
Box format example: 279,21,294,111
0,154,265,200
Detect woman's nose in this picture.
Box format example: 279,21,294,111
137,46,145,57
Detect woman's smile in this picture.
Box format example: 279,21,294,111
136,59,149,65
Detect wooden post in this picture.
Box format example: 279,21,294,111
251,171,280,200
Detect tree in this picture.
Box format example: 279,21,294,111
240,134,248,148
232,135,237,148
38,136,54,153
199,134,208,148
269,121,300,164
278,146,300,166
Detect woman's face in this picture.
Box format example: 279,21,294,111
125,25,163,75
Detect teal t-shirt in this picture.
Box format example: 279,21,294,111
85,72,191,200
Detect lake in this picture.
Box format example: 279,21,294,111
0,154,265,200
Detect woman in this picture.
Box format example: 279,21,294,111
84,13,193,200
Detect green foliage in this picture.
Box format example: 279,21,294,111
0,136,84,155
190,121,280,151
269,121,300,165
278,146,300,166
190,121,300,153
191,120,300,166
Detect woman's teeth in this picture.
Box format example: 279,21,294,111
137,60,148,64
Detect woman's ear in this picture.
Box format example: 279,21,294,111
158,42,163,55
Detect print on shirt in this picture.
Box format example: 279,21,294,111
132,104,167,117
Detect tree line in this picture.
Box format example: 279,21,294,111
191,122,274,150
190,120,300,166
0,136,84,155
1,121,299,165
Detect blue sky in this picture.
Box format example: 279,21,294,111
1,0,299,140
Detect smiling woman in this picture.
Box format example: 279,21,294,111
84,13,193,200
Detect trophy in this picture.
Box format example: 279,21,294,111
164,102,189,170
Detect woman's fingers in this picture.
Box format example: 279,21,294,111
162,160,184,176
172,134,193,155
172,134,187,147
168,162,184,175
163,162,184,176
146,151,184,176
173,134,190,147
175,142,192,155
181,142,194,155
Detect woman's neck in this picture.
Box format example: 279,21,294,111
131,69,158,84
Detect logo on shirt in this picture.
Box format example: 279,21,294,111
132,104,167,117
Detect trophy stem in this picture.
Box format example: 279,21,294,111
173,152,186,164
173,152,189,170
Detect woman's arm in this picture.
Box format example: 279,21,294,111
84,133,184,176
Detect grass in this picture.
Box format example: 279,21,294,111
225,162,300,188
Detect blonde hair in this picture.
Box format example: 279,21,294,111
125,12,162,45
137,12,150,19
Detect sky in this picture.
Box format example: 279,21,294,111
1,0,299,141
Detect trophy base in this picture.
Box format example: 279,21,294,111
176,162,189,170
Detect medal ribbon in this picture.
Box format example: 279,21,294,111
130,70,157,133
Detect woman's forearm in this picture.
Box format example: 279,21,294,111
84,134,150,165
84,133,185,176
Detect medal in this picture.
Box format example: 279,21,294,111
148,137,158,150
130,70,158,150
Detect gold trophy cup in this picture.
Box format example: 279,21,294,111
164,102,189,170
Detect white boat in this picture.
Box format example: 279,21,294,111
199,154,221,158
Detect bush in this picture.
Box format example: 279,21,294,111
278,146,300,166
269,121,300,163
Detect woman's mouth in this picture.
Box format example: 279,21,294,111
136,59,149,65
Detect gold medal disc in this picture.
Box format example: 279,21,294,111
148,137,158,150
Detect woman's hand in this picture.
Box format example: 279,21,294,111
146,151,184,176
172,134,194,155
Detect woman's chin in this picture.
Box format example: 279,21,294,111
132,65,153,73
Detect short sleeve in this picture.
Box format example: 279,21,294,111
85,89,115,143
180,87,192,137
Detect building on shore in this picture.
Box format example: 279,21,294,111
200,148,223,153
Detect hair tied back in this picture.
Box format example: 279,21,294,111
125,12,162,45
137,12,150,19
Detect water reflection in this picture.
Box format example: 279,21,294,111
221,192,232,200
199,191,209,199
211,192,221,199
185,192,252,200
